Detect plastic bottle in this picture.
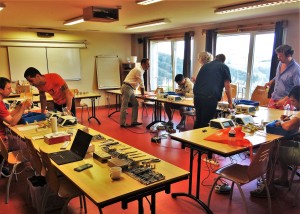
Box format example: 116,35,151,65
228,127,236,146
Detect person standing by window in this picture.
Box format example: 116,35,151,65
191,51,213,82
193,54,233,128
120,58,150,128
265,44,300,110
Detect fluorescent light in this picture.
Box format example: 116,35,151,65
136,0,163,5
0,3,5,11
64,16,85,25
126,18,170,30
215,0,300,14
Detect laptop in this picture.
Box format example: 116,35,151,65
48,129,93,165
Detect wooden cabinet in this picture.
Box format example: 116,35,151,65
120,63,135,84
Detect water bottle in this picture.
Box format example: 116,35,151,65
228,127,236,146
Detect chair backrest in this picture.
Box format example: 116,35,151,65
39,149,60,194
24,138,43,176
222,83,238,101
0,137,8,161
251,85,269,106
247,141,274,181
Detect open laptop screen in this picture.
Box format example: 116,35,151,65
70,129,93,158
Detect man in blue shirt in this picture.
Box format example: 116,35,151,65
265,44,300,110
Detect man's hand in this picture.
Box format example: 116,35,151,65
280,115,288,121
23,99,32,109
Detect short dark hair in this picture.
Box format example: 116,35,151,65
288,85,300,103
24,67,42,78
175,74,184,83
0,77,10,90
215,54,226,63
141,58,149,64
275,44,294,57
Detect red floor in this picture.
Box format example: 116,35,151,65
0,105,299,214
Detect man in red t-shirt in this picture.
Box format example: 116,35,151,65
24,67,75,116
0,77,32,172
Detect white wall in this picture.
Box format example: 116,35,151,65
0,28,132,107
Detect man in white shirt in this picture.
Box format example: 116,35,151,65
120,58,150,128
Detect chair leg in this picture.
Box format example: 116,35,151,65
229,182,235,200
81,107,84,122
207,176,221,207
235,183,250,214
5,163,18,204
289,166,297,190
263,179,272,214
61,198,72,214
40,186,51,214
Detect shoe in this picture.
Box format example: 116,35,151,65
131,122,142,127
176,123,185,129
250,186,275,198
166,121,173,126
1,167,10,177
120,124,131,128
273,178,289,187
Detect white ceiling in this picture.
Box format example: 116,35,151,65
0,0,299,34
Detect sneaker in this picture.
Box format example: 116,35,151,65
120,124,131,128
166,121,173,126
131,122,142,127
250,186,275,198
273,178,289,188
176,123,185,129
1,167,10,177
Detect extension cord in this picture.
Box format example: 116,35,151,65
202,158,220,166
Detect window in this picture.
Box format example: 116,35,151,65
216,32,274,99
149,39,187,91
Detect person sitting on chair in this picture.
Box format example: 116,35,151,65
164,74,194,129
251,85,300,197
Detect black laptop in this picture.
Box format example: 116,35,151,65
48,129,93,165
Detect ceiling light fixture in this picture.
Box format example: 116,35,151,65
136,0,163,5
215,0,300,14
126,18,170,30
0,2,6,11
63,16,85,25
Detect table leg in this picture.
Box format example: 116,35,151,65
108,94,121,117
138,198,144,214
88,98,101,124
171,147,213,214
146,100,164,129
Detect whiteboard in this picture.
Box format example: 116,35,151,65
47,48,81,80
96,56,120,89
8,47,48,81
8,47,81,81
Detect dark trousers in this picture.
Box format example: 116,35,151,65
193,96,218,129
53,98,76,117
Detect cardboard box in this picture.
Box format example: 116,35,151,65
44,132,71,145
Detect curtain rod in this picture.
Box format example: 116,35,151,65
202,21,287,34
148,31,195,40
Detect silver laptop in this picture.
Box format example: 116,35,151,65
48,129,93,165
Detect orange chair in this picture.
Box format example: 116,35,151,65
251,85,270,106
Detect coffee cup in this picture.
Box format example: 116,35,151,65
110,166,122,180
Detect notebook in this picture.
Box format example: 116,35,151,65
48,129,93,165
